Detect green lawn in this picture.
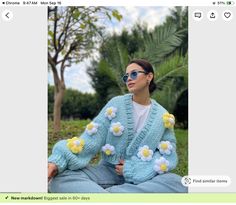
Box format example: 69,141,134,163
172,129,188,177
48,120,188,177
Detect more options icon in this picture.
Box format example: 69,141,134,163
193,10,203,21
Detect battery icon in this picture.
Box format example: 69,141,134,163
227,1,235,4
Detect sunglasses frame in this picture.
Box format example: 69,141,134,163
122,70,147,83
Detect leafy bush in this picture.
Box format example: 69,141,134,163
48,85,98,120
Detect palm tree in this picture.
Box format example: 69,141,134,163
152,53,188,113
88,14,188,126
134,22,186,64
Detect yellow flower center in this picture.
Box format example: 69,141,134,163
113,126,120,133
160,143,168,150
107,108,113,115
142,149,150,157
160,164,167,171
105,149,111,155
87,123,94,130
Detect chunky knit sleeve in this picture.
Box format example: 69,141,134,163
123,128,178,184
48,98,114,174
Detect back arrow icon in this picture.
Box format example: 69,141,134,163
2,10,13,21
5,12,9,18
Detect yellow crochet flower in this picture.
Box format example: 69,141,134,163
162,112,175,129
67,137,85,154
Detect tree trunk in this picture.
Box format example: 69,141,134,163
53,81,65,137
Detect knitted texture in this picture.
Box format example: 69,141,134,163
48,94,178,184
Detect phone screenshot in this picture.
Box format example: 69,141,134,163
0,0,236,203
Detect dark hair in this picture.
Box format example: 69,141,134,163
128,59,157,93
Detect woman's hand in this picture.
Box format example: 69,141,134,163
115,160,124,176
48,163,58,182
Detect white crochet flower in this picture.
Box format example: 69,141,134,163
109,122,124,136
85,122,99,135
158,141,173,155
105,106,117,120
102,144,115,156
137,145,153,161
154,157,170,174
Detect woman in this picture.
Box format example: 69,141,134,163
48,59,187,193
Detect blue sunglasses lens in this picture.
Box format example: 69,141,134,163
130,71,138,79
122,75,128,83
122,71,139,83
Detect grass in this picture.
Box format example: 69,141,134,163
172,129,188,177
48,119,90,155
48,120,188,177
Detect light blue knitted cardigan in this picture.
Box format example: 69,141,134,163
48,94,178,184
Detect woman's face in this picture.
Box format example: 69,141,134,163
125,63,153,94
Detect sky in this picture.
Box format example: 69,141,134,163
48,7,173,94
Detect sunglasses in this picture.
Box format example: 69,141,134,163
122,70,147,83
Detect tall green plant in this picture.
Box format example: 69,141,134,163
134,23,186,64
152,54,188,113
48,6,122,135
88,8,188,127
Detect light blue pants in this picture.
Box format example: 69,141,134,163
49,161,187,193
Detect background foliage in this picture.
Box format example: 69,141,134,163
48,7,188,128
48,6,188,176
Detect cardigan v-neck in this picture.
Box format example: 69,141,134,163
124,94,159,156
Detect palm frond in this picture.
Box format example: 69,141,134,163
155,53,188,86
152,53,188,112
134,23,186,64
